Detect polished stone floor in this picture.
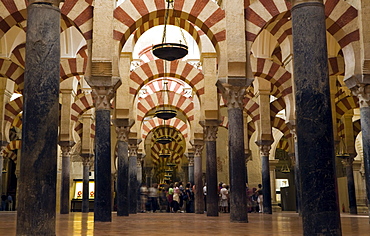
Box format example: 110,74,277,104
0,211,369,235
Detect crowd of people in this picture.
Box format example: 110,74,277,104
140,181,194,213
137,181,264,214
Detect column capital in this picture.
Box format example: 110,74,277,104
60,145,73,157
129,143,138,157
351,84,370,108
28,0,64,7
203,125,218,142
217,82,246,110
188,154,194,166
258,144,271,156
90,86,115,110
193,144,204,157
81,154,93,166
340,156,355,166
115,126,130,142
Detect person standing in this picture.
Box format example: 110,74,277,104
203,183,207,212
256,184,263,213
148,183,159,213
220,184,229,213
7,194,13,211
1,193,6,211
139,183,148,213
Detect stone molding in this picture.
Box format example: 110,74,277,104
352,84,370,108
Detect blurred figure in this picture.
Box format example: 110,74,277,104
173,182,180,213
219,184,229,213
7,194,13,211
140,183,148,213
148,183,159,213
203,183,207,212
167,183,174,212
1,193,6,211
256,184,263,213
185,182,194,213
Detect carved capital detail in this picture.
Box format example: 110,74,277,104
115,126,130,142
188,155,194,166
341,156,354,166
194,145,204,157
129,144,138,157
91,86,115,110
352,84,370,108
60,146,72,157
259,145,271,156
222,86,246,110
204,125,218,141
82,156,93,166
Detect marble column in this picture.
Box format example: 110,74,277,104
114,125,130,216
204,123,219,217
81,154,93,213
259,144,273,214
224,85,248,222
129,141,138,214
193,143,204,214
16,1,61,234
0,144,6,197
245,151,251,184
137,154,143,185
291,0,341,234
59,143,74,214
188,153,194,184
351,84,370,219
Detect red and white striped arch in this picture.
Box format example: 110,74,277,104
61,0,93,40
113,0,225,50
10,44,25,68
335,96,358,121
0,0,93,40
133,16,202,46
151,141,184,166
130,60,204,96
246,0,359,49
137,80,194,122
0,59,24,92
251,57,292,98
141,117,188,140
2,140,21,162
270,97,285,118
0,0,27,38
74,121,95,139
60,58,87,81
272,117,291,140
4,96,22,142
70,93,94,123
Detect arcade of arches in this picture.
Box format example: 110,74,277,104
0,0,370,235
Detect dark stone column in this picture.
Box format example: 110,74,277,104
0,144,6,198
188,153,194,184
129,140,138,214
258,144,272,214
342,157,357,214
81,154,93,213
292,1,341,234
114,124,130,217
193,143,204,214
16,1,61,235
223,85,248,222
351,84,370,219
94,109,112,221
59,144,74,214
203,122,219,217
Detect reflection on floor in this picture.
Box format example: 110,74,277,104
0,211,369,235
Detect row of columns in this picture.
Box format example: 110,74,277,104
14,1,370,236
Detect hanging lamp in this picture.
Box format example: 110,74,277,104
159,148,171,159
155,79,177,120
155,119,173,144
152,0,188,61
